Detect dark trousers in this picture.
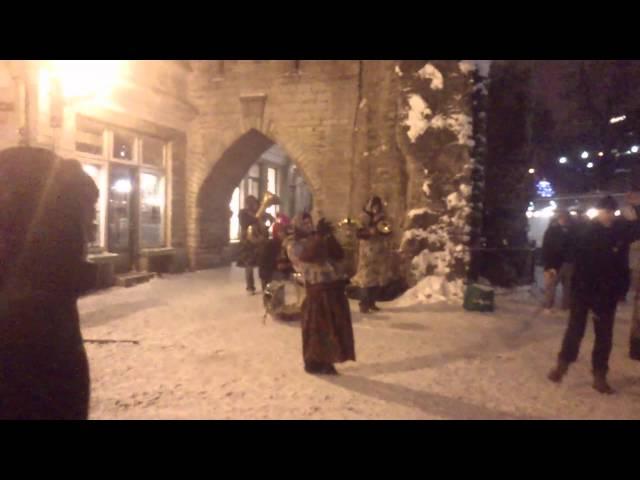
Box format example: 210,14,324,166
245,267,255,291
558,295,617,373
359,286,379,309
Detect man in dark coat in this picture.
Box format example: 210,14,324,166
237,195,274,294
541,210,575,312
0,147,99,419
548,194,640,394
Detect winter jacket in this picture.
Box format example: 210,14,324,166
541,223,575,270
571,209,640,304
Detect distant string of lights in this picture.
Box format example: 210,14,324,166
525,114,636,221
527,144,640,177
526,199,622,219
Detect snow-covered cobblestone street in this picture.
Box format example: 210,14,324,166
79,267,640,419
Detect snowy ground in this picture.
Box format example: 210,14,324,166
79,267,640,419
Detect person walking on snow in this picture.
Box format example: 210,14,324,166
541,210,575,314
548,193,640,394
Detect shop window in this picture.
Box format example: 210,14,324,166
82,163,103,248
140,172,166,248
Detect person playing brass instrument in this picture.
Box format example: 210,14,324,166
238,194,275,295
351,196,393,313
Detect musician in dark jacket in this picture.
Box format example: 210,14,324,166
258,213,291,289
548,194,640,394
351,196,393,313
541,210,575,312
0,147,99,419
237,195,273,294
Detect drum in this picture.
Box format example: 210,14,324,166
263,277,305,321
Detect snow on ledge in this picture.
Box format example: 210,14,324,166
417,63,444,90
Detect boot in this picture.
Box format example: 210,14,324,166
369,287,381,311
320,364,338,375
592,370,616,394
547,360,570,383
359,302,371,314
304,361,324,374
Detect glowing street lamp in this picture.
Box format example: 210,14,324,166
587,162,594,169
598,152,604,157
46,60,126,102
559,157,568,164
581,151,589,159
632,146,639,153
528,168,535,174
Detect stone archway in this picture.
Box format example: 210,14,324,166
195,128,317,268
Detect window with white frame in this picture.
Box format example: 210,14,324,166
81,162,104,248
75,115,169,251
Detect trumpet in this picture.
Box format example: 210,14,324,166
338,217,392,235
247,191,281,243
376,219,392,235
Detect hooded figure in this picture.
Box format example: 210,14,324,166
351,196,393,313
0,147,99,419
285,213,356,374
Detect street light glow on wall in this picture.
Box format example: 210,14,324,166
48,60,126,101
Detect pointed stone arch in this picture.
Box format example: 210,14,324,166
194,128,317,267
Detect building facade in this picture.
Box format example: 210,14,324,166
0,60,478,288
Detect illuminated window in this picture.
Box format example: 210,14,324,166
229,187,241,242
82,163,103,248
140,172,166,247
266,167,279,218
75,116,170,252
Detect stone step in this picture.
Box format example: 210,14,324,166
116,271,156,288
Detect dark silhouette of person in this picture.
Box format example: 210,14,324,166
0,147,99,419
548,194,640,394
